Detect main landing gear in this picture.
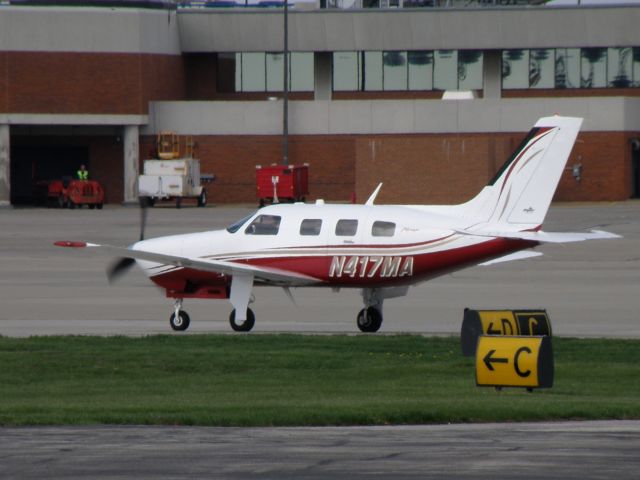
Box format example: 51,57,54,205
168,295,257,333
355,286,409,333
229,308,255,332
357,288,385,333
357,307,383,333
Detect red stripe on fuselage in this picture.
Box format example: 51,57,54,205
148,237,536,292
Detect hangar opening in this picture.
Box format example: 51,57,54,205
9,127,125,206
10,145,89,205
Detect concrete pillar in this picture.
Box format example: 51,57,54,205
483,50,502,99
314,52,332,100
123,125,139,204
0,124,10,207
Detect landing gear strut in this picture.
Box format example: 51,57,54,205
169,299,190,331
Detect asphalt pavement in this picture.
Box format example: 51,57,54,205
0,201,637,337
0,201,638,479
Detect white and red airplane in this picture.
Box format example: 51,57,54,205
56,115,618,333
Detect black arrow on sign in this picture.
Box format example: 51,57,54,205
487,322,501,335
483,349,509,371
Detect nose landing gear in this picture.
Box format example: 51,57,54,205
169,299,191,331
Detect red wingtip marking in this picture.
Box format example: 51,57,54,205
54,241,87,248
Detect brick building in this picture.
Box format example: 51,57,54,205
1,1,639,206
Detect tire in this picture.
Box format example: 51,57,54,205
68,199,76,209
176,197,182,209
170,310,191,331
229,308,255,332
197,190,207,208
89,204,95,210
57,195,67,209
357,307,383,333
96,203,103,210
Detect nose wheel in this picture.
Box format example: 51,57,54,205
169,299,191,331
170,310,190,331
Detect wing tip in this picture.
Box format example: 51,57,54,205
54,241,88,248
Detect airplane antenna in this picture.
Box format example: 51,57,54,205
365,183,383,206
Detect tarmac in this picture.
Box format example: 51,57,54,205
0,201,637,337
0,201,639,478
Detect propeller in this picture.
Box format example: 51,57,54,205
106,197,149,284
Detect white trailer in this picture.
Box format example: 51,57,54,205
138,158,210,208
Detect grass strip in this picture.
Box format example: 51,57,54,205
0,334,639,426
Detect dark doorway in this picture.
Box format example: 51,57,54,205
632,141,640,199
10,146,89,205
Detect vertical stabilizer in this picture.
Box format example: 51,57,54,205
459,116,582,227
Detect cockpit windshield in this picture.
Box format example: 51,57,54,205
226,212,256,233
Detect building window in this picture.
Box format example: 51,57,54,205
332,50,483,92
581,48,607,88
383,51,408,90
229,52,314,93
503,47,640,90
502,49,529,89
555,48,580,89
333,52,361,91
408,51,433,90
608,47,633,88
529,49,555,89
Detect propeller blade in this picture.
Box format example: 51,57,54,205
138,196,149,241
107,257,136,284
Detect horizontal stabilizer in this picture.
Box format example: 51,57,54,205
479,251,543,266
456,228,621,244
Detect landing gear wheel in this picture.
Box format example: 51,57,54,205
357,307,383,333
170,311,191,331
197,190,207,207
229,308,255,332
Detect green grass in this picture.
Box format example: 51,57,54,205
0,334,639,426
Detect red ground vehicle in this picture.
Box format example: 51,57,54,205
256,164,309,207
48,178,105,209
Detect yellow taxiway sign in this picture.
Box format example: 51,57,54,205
461,309,552,356
475,335,554,390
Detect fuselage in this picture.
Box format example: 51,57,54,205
133,202,535,296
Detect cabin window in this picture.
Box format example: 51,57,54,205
245,215,281,235
335,219,358,236
372,221,396,237
226,212,255,233
300,219,322,236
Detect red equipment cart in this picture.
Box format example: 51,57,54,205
47,178,105,209
256,164,309,206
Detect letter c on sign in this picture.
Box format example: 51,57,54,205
514,346,532,378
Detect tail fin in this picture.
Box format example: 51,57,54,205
458,116,582,227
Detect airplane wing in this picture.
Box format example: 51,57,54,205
455,229,621,244
54,241,321,285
